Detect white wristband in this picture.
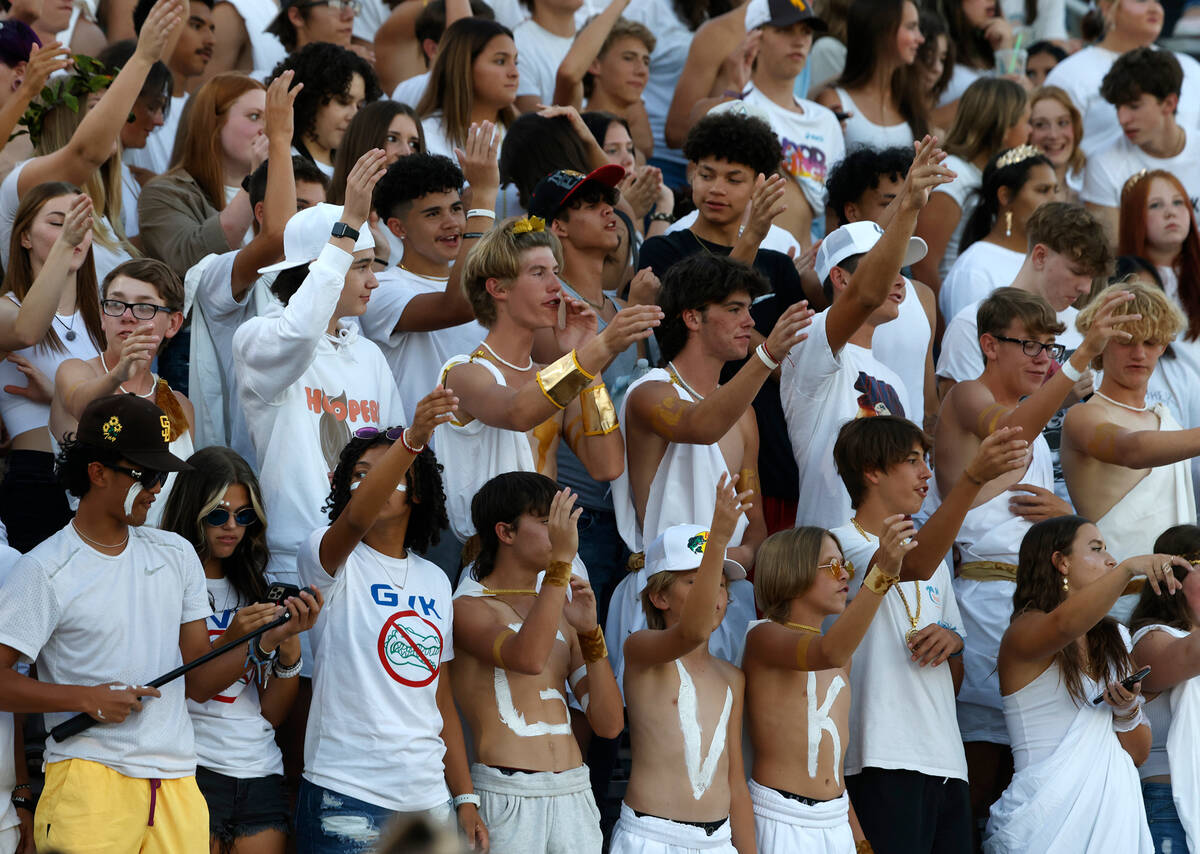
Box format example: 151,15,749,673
1113,706,1147,733
467,209,496,220
755,342,780,371
453,793,481,808
1059,358,1084,383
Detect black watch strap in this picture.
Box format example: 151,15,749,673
331,221,360,242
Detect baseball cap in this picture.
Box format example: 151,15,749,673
744,0,827,32
76,395,193,472
528,165,625,223
635,524,747,597
814,220,928,284
258,202,374,275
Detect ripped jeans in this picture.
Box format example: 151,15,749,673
295,779,453,853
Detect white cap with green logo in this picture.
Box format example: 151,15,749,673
635,523,747,597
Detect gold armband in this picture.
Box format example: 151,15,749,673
492,628,515,668
544,560,573,588
862,565,898,596
536,350,595,409
579,625,608,663
795,633,814,671
581,384,619,435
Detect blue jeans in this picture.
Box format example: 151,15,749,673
296,780,393,854
1143,781,1188,853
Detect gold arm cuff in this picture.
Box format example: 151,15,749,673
862,565,898,596
958,561,1018,582
795,633,814,671
492,628,515,669
581,384,619,435
579,625,608,663
544,560,572,588
536,350,594,409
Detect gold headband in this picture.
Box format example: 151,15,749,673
511,215,546,235
996,144,1043,170
1123,169,1150,194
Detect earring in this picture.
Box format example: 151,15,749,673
1062,575,1069,593
1005,210,1013,238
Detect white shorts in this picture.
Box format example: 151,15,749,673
0,824,17,854
609,802,736,853
749,779,855,853
469,763,601,854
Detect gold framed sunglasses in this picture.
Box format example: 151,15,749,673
817,557,856,580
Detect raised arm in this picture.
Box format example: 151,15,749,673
18,0,183,194
563,575,624,738
553,0,631,108
664,12,748,149
623,475,752,667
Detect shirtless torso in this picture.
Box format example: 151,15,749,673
1061,397,1161,522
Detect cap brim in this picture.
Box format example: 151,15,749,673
123,449,194,473
903,236,928,268
257,255,317,276
723,558,747,582
558,164,626,209
756,11,828,31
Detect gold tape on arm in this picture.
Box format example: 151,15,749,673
579,626,608,663
544,560,572,588
492,628,516,669
536,350,594,409
580,385,619,435
977,402,1008,437
795,633,814,671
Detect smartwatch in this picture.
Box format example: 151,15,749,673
331,222,360,242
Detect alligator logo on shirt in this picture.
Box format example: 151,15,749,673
377,609,443,687
687,532,709,555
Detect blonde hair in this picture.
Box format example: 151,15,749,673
754,527,839,621
1076,279,1185,369
1030,86,1086,175
943,78,1028,165
461,218,563,327
640,570,680,630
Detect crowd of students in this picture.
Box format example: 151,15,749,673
0,0,1200,850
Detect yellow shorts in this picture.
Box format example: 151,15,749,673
35,758,208,853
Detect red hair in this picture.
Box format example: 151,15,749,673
1119,169,1200,341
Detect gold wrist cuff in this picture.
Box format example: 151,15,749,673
862,565,897,596
544,560,572,588
536,350,595,409
579,625,608,663
581,384,619,435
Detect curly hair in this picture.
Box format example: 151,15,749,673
374,153,464,223
655,254,768,362
826,145,914,226
267,43,382,155
323,432,448,555
159,446,271,607
682,112,781,178
1075,279,1184,369
959,147,1054,252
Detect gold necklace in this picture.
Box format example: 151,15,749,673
850,516,921,644
482,588,538,596
782,620,821,633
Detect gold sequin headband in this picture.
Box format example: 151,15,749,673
1123,169,1150,194
511,215,545,234
996,144,1043,170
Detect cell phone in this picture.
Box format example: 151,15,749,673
1091,665,1151,705
265,582,302,604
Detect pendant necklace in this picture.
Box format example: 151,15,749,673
851,517,921,646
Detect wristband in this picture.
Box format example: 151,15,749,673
464,232,486,239
579,625,608,663
1059,359,1084,383
755,342,780,371
544,560,572,588
862,565,898,596
11,795,34,812
401,427,425,455
1113,703,1147,733
536,350,595,409
580,384,619,435
467,209,496,220
649,212,673,223
273,656,303,679
453,793,482,809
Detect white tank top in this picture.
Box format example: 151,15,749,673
834,87,916,152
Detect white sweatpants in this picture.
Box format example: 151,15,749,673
749,779,855,853
609,802,737,853
470,763,601,854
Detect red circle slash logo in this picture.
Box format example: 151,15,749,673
377,610,443,687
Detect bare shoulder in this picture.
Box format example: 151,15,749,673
711,656,745,691
627,378,680,418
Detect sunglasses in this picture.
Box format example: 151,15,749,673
354,426,404,441
204,506,259,527
817,557,856,580
104,463,168,489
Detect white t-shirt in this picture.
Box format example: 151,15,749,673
121,160,141,238
0,524,210,778
232,243,406,586
828,523,968,781
1044,45,1200,159
938,241,1025,323
742,86,845,215
216,0,287,78
832,87,915,152
187,577,283,778
1083,131,1200,212
931,155,982,280
624,0,693,169
0,544,20,837
870,279,929,423
393,71,430,109
124,94,189,176
781,310,910,530
352,0,388,42
298,528,454,811
358,266,487,427
513,20,574,106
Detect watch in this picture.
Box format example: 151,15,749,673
331,222,360,242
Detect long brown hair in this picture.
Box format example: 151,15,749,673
329,100,425,204
168,73,265,211
1,182,102,354
1130,524,1200,634
1119,169,1200,342
417,18,517,150
838,0,930,139
1014,516,1135,706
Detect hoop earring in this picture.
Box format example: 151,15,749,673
1005,210,1013,238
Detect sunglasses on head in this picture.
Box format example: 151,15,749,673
354,426,404,441
203,506,259,527
104,463,168,489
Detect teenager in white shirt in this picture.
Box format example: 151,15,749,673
0,393,318,853
512,0,580,112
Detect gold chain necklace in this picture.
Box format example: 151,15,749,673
781,620,821,633
850,517,921,645
482,588,538,596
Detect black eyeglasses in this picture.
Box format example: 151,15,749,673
354,426,404,441
204,506,258,527
296,0,362,11
101,299,174,321
104,463,168,488
993,335,1066,360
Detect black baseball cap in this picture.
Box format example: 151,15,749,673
744,0,828,31
76,394,192,472
528,165,625,222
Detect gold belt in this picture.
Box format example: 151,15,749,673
627,552,645,571
958,561,1018,582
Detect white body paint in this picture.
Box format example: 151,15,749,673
493,621,572,737
807,672,845,785
124,482,144,517
676,659,732,800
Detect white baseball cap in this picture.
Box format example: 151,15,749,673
814,220,927,284
258,202,374,275
635,524,747,597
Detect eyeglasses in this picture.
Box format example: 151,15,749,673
104,463,168,488
993,335,1066,361
204,506,258,527
101,299,174,321
817,557,855,580
296,0,362,12
353,426,404,441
